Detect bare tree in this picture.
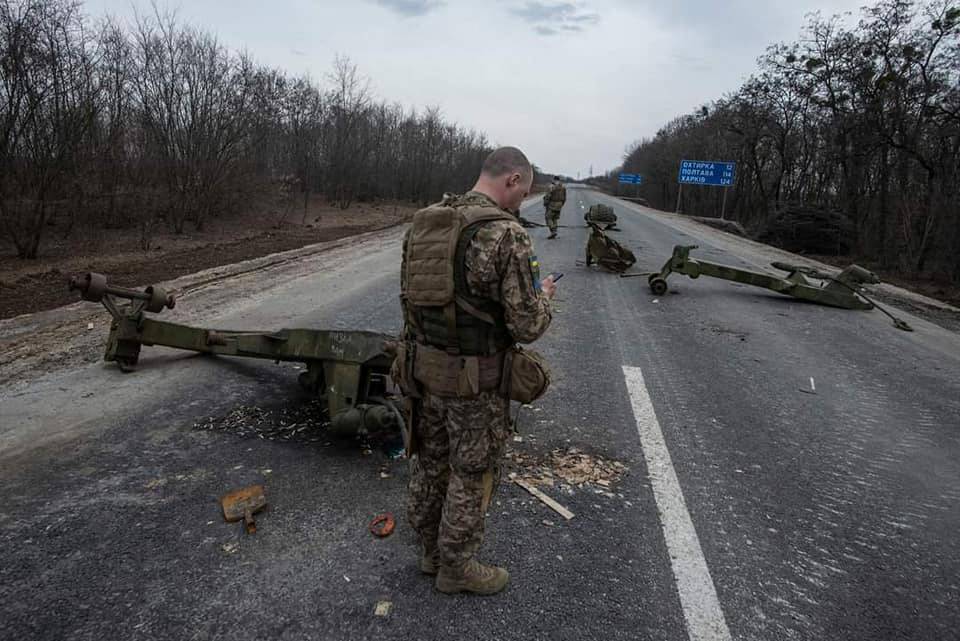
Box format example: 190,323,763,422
0,0,98,258
614,0,960,282
2,2,496,259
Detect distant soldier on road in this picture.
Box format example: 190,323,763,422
394,146,557,595
543,175,566,238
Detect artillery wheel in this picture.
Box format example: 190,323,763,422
74,272,107,303
649,277,668,297
145,286,175,313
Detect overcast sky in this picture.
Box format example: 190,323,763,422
83,0,867,177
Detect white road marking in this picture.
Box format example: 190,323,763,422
623,365,732,641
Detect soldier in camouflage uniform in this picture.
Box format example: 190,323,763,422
398,147,556,595
543,176,566,239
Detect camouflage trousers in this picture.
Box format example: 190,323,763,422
545,206,562,233
407,389,510,568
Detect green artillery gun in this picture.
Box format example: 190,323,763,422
628,245,879,310
68,272,406,439
585,222,636,273
583,203,618,230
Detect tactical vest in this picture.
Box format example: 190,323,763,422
547,184,566,205
402,193,515,356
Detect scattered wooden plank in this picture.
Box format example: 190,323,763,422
514,478,575,521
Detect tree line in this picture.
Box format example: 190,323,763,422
0,0,494,258
605,0,959,281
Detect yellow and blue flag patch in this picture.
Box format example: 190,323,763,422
530,255,542,291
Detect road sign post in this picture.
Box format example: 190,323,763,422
677,160,736,218
618,173,643,200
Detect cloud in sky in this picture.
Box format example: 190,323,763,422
82,0,867,176
510,2,600,36
370,0,444,17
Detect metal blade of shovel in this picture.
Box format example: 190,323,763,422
220,485,267,534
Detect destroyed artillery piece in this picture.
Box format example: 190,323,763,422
631,244,877,308
68,272,407,439
583,204,618,231
585,222,636,273
622,245,913,330
623,245,914,330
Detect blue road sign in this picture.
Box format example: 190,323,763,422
618,173,643,185
678,160,735,187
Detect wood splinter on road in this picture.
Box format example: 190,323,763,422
513,478,575,520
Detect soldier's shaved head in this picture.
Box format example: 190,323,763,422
481,147,532,180
473,146,534,212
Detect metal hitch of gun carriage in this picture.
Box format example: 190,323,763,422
633,245,879,310
68,272,405,440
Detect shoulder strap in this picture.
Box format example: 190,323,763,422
460,207,515,227
453,218,507,320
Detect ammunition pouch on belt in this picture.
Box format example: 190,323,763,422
501,346,551,404
413,343,504,398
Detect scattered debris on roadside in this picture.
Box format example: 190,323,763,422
703,325,749,342
192,398,406,462
512,477,575,520
194,400,330,443
374,601,393,617
220,484,268,534
369,513,396,538
144,478,167,490
505,446,628,491
799,376,818,395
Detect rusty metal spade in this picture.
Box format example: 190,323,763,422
221,485,267,534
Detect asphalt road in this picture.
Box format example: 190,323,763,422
1,186,958,641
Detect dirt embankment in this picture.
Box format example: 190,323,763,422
0,199,416,320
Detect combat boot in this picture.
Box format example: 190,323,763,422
548,231,557,239
435,559,510,595
419,543,440,575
